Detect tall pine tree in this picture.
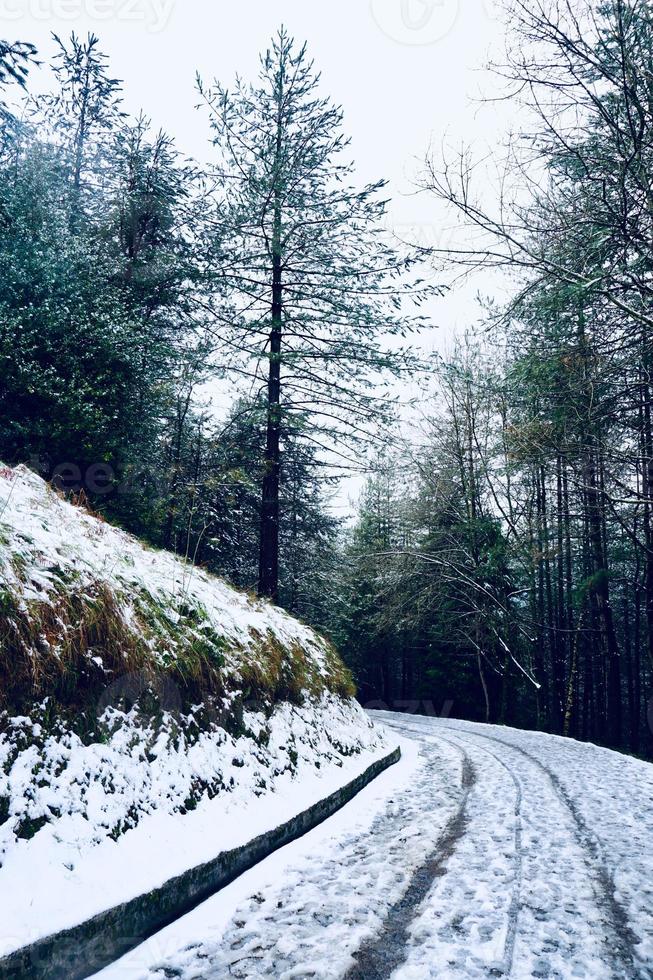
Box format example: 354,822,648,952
198,28,431,601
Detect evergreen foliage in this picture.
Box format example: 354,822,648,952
2,11,652,756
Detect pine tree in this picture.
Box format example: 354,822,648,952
0,38,36,124
198,28,431,602
42,33,124,224
0,39,202,533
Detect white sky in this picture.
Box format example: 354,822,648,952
5,0,515,511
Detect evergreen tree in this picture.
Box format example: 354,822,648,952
0,38,36,125
157,395,342,631
0,37,203,535
42,32,124,223
198,28,431,601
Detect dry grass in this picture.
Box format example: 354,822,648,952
0,574,354,719
0,577,228,713
0,476,355,716
0,580,150,710
241,629,355,704
322,645,357,699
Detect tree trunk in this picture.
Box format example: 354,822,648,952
258,271,282,601
640,345,653,673
258,95,284,602
585,447,622,746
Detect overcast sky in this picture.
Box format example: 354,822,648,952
6,0,515,508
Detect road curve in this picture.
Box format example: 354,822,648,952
381,716,646,980
98,713,653,980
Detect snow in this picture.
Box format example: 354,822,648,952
89,730,423,980
0,698,390,959
0,464,338,680
0,464,392,957
88,712,653,980
3,464,650,978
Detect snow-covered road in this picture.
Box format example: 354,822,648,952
93,713,653,980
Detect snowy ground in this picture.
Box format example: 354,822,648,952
91,712,653,980
0,697,389,958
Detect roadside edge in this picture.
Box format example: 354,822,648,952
0,746,401,980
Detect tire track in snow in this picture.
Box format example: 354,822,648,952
460,728,640,980
387,715,639,979
383,715,625,978
139,730,467,980
436,729,524,978
344,749,476,980
378,719,524,978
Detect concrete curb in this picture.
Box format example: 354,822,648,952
0,746,400,980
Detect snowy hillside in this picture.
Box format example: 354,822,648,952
0,464,389,955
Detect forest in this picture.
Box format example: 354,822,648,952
1,0,652,758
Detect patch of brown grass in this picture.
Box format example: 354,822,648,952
0,572,355,721
0,580,150,711
0,580,236,715
240,629,356,705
